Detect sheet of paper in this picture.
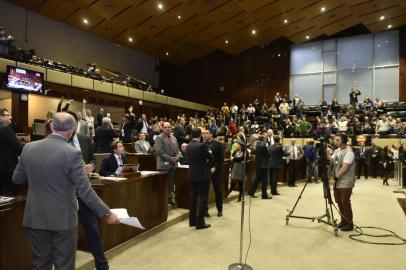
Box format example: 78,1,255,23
119,217,145,229
140,171,160,176
99,176,127,181
177,163,189,168
0,196,14,203
111,208,145,229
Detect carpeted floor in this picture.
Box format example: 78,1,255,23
397,198,406,215
102,178,406,270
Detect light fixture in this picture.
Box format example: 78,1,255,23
177,15,181,19
157,3,163,10
379,15,385,21
225,40,229,44
82,18,89,24
387,24,392,29
251,29,256,35
277,53,281,57
321,7,326,12
306,35,310,40
283,19,288,24
165,52,169,56
128,37,133,42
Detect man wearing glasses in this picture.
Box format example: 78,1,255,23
0,108,23,195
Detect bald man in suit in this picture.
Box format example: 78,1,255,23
13,112,119,270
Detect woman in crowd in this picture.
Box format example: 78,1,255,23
229,141,249,202
382,146,393,185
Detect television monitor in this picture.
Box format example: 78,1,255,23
6,66,44,94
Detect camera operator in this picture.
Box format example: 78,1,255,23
327,134,356,231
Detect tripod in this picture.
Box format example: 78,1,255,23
285,142,338,236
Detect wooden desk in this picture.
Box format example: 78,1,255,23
78,172,168,251
175,163,230,210
126,153,156,171
0,196,32,270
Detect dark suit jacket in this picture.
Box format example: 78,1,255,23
120,116,135,143
96,113,104,128
99,153,128,176
186,140,214,182
356,146,371,164
94,126,117,153
206,139,224,170
173,124,188,145
77,134,95,167
269,143,285,169
255,141,270,169
0,125,23,173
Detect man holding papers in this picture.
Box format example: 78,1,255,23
12,112,119,270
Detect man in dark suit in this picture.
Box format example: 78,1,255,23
0,108,23,195
119,106,135,143
173,117,189,145
370,143,382,178
95,117,118,153
12,112,119,270
249,134,271,199
67,111,109,270
186,128,215,229
203,129,225,216
99,141,128,176
356,141,370,179
96,107,105,128
269,136,285,195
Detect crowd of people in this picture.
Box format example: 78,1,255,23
3,87,406,269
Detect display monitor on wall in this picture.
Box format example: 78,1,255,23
6,66,44,94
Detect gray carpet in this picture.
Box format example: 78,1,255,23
104,178,406,270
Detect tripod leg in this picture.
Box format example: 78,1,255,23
286,179,310,224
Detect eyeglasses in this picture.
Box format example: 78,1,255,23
0,113,10,117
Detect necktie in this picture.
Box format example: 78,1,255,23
292,145,296,159
118,156,123,166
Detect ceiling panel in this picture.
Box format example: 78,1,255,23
5,0,406,65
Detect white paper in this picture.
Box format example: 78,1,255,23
177,163,189,168
140,171,160,176
119,217,145,229
0,196,14,203
99,176,127,181
111,208,145,230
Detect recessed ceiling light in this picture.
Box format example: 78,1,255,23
321,7,326,12
165,52,169,56
82,18,89,24
251,29,256,35
379,15,385,21
283,19,288,24
128,37,133,42
177,15,181,19
157,3,163,10
306,35,310,39
278,53,281,57
225,40,229,44
387,24,392,29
